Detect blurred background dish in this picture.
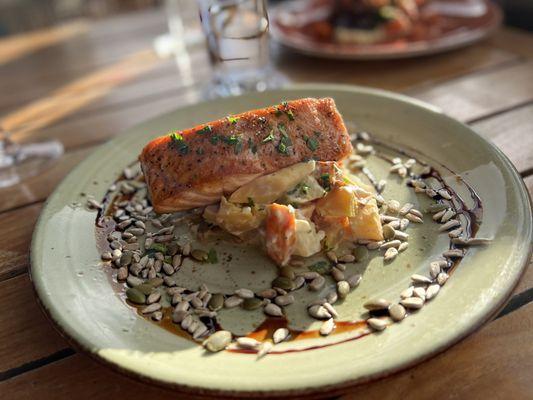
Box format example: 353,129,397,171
270,0,503,59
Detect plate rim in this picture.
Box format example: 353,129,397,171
269,0,503,60
30,83,532,398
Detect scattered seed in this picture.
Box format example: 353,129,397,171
380,215,399,223
399,218,410,230
384,247,398,261
437,272,449,286
151,311,163,321
426,284,440,300
427,203,448,213
337,281,350,299
191,249,208,262
368,318,387,331
441,209,456,223
425,188,438,198
389,304,406,321
86,198,102,210
243,298,263,310
280,266,295,280
193,322,209,339
264,303,283,317
308,305,331,319
257,341,273,358
326,251,338,263
326,291,338,304
387,200,401,215
382,225,395,240
181,315,193,330
364,298,391,311
399,203,414,215
405,213,423,223
451,237,492,246
448,227,463,238
380,240,401,250
275,295,294,307
126,275,143,287
320,318,335,336
309,275,326,291
272,277,293,291
409,209,423,218
400,297,424,309
377,179,387,193
398,242,409,252
191,296,203,309
235,288,255,299
443,249,464,258
413,287,426,300
172,254,182,268
175,301,190,313
331,267,345,282
224,296,243,308
323,302,339,318
347,274,362,289
101,252,112,261
259,288,278,299
411,274,432,284
429,262,441,278
126,288,146,304
394,230,409,241
433,209,447,221
141,303,161,314
182,243,191,256
162,262,174,275
388,220,401,230
273,328,289,344
117,267,128,281
366,241,382,250
439,219,461,232
438,189,452,200
203,331,232,352
146,291,161,304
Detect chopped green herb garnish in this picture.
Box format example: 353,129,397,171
309,260,331,275
164,256,172,264
150,243,167,254
169,132,188,155
222,135,239,145
247,197,255,208
277,142,288,154
300,182,310,195
227,116,239,124
207,248,218,264
196,125,212,135
278,123,287,135
320,173,331,191
274,109,283,117
281,101,288,107
306,136,319,151
210,135,220,145
277,127,292,155
286,109,295,121
262,129,275,143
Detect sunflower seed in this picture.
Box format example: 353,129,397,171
413,287,426,301
387,200,401,215
425,188,438,198
180,314,193,330
337,281,350,299
366,241,383,250
347,274,362,289
326,251,338,263
411,179,426,189
259,288,277,299
392,157,402,164
273,328,289,344
151,311,163,322
193,322,209,339
440,209,456,223
394,230,409,241
380,215,399,223
87,199,102,210
338,254,356,263
168,287,186,295
389,304,406,321
308,305,331,320
377,180,387,193
191,296,203,309
438,189,452,200
110,240,123,251
141,303,161,314
437,272,449,286
331,267,345,282
182,243,191,256
175,301,190,313
236,337,261,349
400,297,424,309
309,275,326,291
223,295,242,308
384,247,399,261
425,284,440,300
323,302,339,318
398,242,409,252
380,240,401,250
404,158,416,168
161,262,173,275
451,237,492,246
275,295,294,306
382,225,396,240
320,318,335,336
117,267,128,281
399,203,414,215
335,263,346,271
126,275,143,287
364,298,391,311
399,218,410,231
429,262,441,278
172,254,182,269
101,252,112,261
235,288,255,299
368,318,387,331
164,277,176,287
443,249,464,258
146,291,161,304
411,274,432,284
427,203,448,213
326,291,338,304
433,209,447,221
257,341,273,357
439,219,461,232
448,227,463,238
388,220,401,230
405,213,423,223
264,303,283,317
203,330,232,353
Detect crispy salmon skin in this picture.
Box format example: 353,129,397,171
140,97,352,213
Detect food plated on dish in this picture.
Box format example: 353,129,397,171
270,0,502,59
31,86,531,396
92,97,491,354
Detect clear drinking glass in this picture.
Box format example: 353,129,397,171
197,0,287,98
0,129,63,188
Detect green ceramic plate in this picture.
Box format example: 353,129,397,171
31,85,532,398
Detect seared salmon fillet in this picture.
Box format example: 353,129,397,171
140,98,352,213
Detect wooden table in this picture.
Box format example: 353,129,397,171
0,8,532,400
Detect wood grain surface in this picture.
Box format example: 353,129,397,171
0,7,532,400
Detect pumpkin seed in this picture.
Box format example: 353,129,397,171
243,298,263,310
309,275,325,291
400,297,424,309
389,304,406,321
135,283,154,295
191,249,208,262
363,298,390,311
352,246,368,262
320,318,335,336
208,293,224,311
203,331,232,352
264,303,283,317
126,288,146,304
279,266,295,280
337,281,350,299
126,276,143,287
272,277,293,291
382,225,395,240
368,318,387,331
273,328,289,344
